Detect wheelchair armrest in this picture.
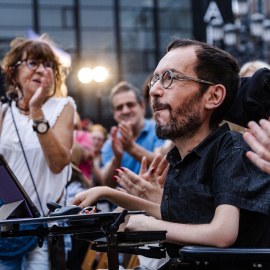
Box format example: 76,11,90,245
179,246,270,262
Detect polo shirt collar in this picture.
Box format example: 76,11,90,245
139,118,149,136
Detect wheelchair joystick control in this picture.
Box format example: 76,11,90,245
107,209,128,233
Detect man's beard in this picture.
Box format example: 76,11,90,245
154,93,202,141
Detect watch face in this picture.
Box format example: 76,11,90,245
37,122,48,133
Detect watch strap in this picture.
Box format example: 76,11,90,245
32,117,50,134
33,116,46,124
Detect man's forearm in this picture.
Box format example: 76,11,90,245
126,142,157,166
103,187,161,218
128,205,239,247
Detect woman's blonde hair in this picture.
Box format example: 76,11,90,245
240,60,270,77
89,124,108,141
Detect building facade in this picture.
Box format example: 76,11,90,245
0,0,267,129
0,0,193,128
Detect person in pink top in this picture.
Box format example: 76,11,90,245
74,129,92,179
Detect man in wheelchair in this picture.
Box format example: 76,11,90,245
73,39,270,269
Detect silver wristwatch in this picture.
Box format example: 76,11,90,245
32,117,50,134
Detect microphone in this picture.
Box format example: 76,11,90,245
1,92,19,104
0,95,8,104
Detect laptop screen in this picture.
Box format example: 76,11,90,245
0,154,40,218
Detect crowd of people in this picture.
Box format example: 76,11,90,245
1,34,270,270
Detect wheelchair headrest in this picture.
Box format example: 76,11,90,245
224,68,270,128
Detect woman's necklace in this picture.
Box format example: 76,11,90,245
16,102,30,115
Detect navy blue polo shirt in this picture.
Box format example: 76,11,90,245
161,124,270,258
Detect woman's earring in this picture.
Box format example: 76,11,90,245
15,84,24,102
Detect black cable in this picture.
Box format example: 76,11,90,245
64,166,70,207
10,103,46,216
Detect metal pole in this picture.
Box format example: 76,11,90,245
114,0,123,82
74,0,84,115
153,0,160,66
257,0,263,13
74,0,81,61
97,89,102,124
33,0,39,33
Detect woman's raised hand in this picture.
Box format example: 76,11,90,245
243,119,270,174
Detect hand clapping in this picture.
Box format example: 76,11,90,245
243,119,270,174
115,154,169,204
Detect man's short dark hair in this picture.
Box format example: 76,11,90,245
109,81,144,109
167,39,240,128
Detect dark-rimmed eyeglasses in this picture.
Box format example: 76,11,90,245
148,70,215,89
15,59,55,71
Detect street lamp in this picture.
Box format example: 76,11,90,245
78,65,109,124
78,67,93,84
209,0,270,66
232,0,249,16
263,20,270,42
78,66,108,83
250,13,265,38
211,18,224,44
93,66,108,82
224,23,238,47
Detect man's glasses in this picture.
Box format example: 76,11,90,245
15,59,55,71
114,101,137,111
148,70,215,89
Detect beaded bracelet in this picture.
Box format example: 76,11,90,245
78,206,98,215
